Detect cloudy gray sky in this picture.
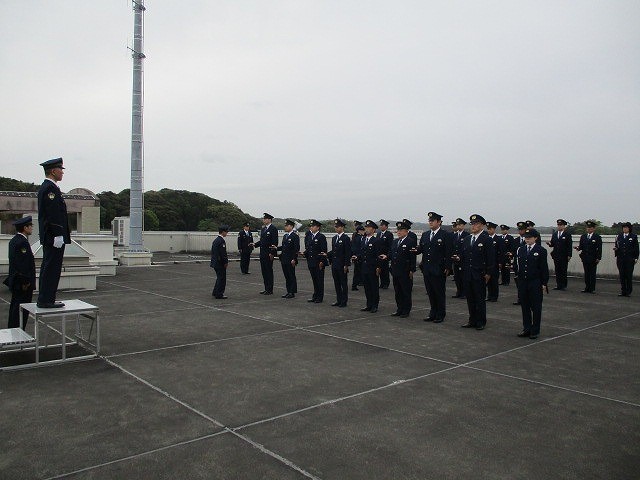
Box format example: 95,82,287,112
1,1,638,226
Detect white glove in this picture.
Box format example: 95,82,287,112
53,236,64,248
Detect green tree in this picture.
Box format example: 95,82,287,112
144,209,160,231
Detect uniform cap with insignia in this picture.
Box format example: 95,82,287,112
263,213,274,220
396,221,409,231
243,222,250,227
334,218,346,227
427,212,443,221
486,222,498,229
379,219,389,226
218,225,230,233
309,219,322,227
469,214,486,225
517,221,527,230
500,224,511,231
284,219,296,227
556,219,568,225
365,220,378,229
524,228,539,238
355,225,365,232
525,220,535,228
402,218,413,228
353,220,362,226
12,216,33,227
454,218,467,225
585,220,596,228
40,157,64,170
621,221,632,228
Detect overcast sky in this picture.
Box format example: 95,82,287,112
1,1,638,226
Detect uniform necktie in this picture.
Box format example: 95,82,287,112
430,231,434,241
527,245,532,255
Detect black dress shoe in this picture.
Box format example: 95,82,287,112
517,330,530,337
458,296,466,300
487,298,497,302
351,287,359,291
37,302,65,308
338,303,347,308
513,301,521,305
360,307,371,312
451,294,461,298
581,289,590,293
424,317,435,322
314,300,322,303
399,313,409,318
529,334,538,339
214,295,228,299
461,323,474,328
282,294,289,298
391,312,401,316
260,291,267,294
331,302,340,306
307,299,316,303
264,291,273,295
369,307,378,313
433,318,444,324
475,325,485,331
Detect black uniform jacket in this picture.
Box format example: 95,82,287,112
210,236,228,269
4,234,36,290
37,179,71,246
329,233,352,270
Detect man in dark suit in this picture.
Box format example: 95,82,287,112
376,220,394,289
251,213,279,295
499,225,515,285
303,220,328,303
385,221,416,317
402,219,418,287
485,222,504,302
512,221,528,305
547,219,572,290
4,217,36,329
329,219,351,307
237,222,254,274
514,229,549,339
575,220,602,293
210,225,229,299
454,214,496,330
37,157,71,309
614,222,639,297
276,219,300,298
354,220,384,313
350,224,365,290
451,218,470,299
412,212,453,322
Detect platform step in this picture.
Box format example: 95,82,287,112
0,328,35,347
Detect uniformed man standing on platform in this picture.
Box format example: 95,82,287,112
575,220,602,294
355,220,384,313
376,220,393,289
547,219,572,291
385,221,416,317
514,229,549,339
303,220,328,303
237,222,254,274
251,213,279,295
454,214,496,331
451,218,470,299
413,212,453,323
329,219,351,307
4,217,36,329
37,157,71,309
210,225,229,299
499,225,515,286
613,222,638,297
276,219,300,298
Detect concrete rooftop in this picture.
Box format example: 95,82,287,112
1,255,639,479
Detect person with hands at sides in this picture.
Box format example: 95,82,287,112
328,219,351,307
302,220,328,303
4,217,36,328
613,222,639,297
514,229,549,339
36,157,71,309
354,220,385,313
381,221,416,318
547,219,572,291
210,225,230,299
275,219,300,299
575,220,602,294
250,213,279,295
453,214,496,331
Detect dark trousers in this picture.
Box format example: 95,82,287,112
212,267,226,297
260,255,274,292
463,276,487,327
424,270,446,320
8,287,33,329
38,244,65,304
362,271,380,309
352,262,363,288
393,272,412,314
453,265,464,296
487,270,499,300
553,258,569,289
500,265,511,285
582,260,597,292
617,259,635,295
309,264,325,301
519,280,543,335
379,261,390,288
281,260,297,294
332,267,349,306
240,250,251,273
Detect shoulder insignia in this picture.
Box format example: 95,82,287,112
21,248,27,254
48,192,55,200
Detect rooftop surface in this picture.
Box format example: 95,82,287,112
1,255,639,479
